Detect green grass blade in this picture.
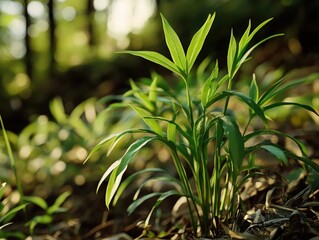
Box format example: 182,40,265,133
144,190,179,227
258,77,286,106
222,116,244,175
0,115,23,202
129,79,154,112
149,76,158,105
259,73,319,107
235,33,284,76
161,14,187,72
249,74,259,102
49,97,66,124
23,196,47,210
96,160,121,194
84,132,120,163
261,145,288,165
244,129,309,157
227,30,237,78
201,61,219,107
120,50,182,76
113,168,166,206
285,152,319,172
130,105,163,136
0,203,28,224
237,20,251,58
186,13,215,73
167,121,177,143
248,18,273,43
105,136,156,208
228,91,267,123
127,192,160,215
264,102,319,116
47,191,71,215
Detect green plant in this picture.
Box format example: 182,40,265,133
1,97,135,195
23,191,71,235
86,13,319,237
1,115,71,237
0,116,27,239
0,182,27,239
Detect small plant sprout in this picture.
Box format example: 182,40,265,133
86,13,319,237
23,191,71,235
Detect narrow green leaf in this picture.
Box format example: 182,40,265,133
107,129,156,157
0,116,18,183
96,159,121,194
105,164,127,209
129,80,154,112
23,196,47,210
167,121,176,143
0,182,6,199
49,97,66,124
235,34,284,77
264,102,319,116
222,116,244,175
259,73,319,107
186,13,215,72
120,50,182,76
230,91,267,123
113,168,166,206
261,145,287,164
244,129,309,158
285,151,319,172
144,190,179,227
161,14,187,72
47,191,71,215
247,18,273,43
227,30,237,78
145,116,190,141
258,77,286,107
105,137,156,208
133,175,180,200
206,91,267,123
149,76,158,104
27,215,52,235
201,60,219,107
127,192,160,215
0,203,28,224
249,74,259,102
84,132,120,163
130,105,163,136
237,20,251,58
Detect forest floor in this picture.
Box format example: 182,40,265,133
9,166,319,239
6,130,319,239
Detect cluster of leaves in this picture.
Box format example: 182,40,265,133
0,182,27,239
23,192,71,235
0,97,136,195
1,115,71,238
87,13,319,237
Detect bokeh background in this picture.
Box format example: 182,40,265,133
1,0,319,132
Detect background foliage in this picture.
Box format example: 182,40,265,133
1,0,318,132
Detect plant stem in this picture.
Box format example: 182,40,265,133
0,115,24,203
223,76,233,116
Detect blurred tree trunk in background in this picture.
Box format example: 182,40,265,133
23,0,33,79
87,0,96,47
48,0,57,76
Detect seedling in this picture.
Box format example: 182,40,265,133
86,13,319,237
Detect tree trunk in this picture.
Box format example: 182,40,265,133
87,0,95,47
48,0,57,76
23,0,33,79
